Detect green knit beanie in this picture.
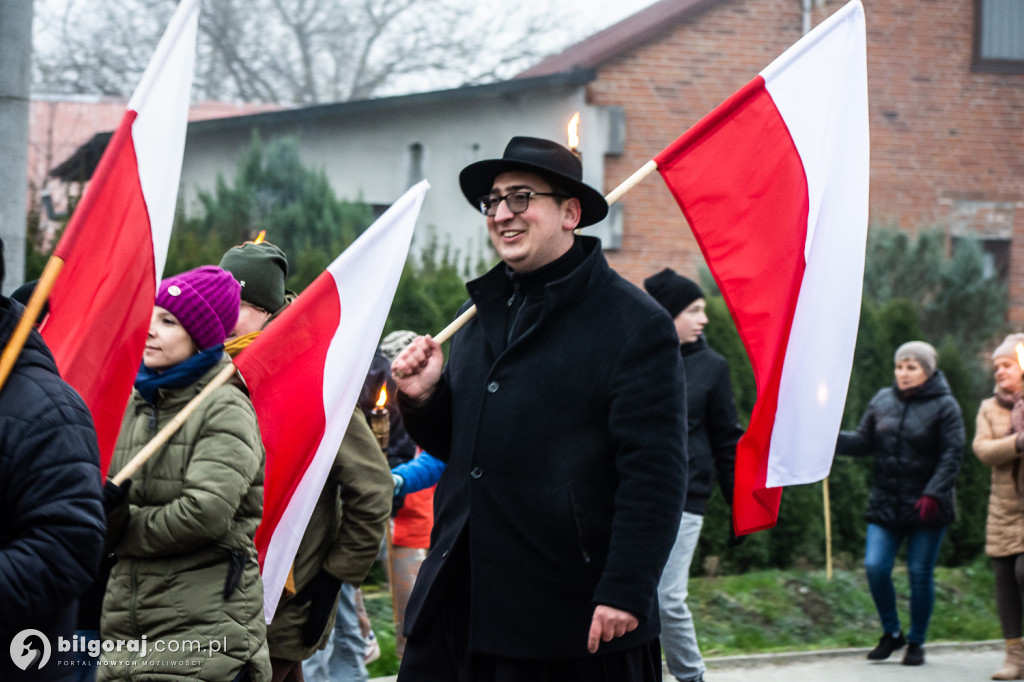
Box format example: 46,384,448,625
218,241,289,314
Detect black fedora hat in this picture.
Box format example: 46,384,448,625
459,137,608,228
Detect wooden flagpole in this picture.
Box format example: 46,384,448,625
0,255,65,393
824,476,833,580
109,362,238,485
432,158,661,345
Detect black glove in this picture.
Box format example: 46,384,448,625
102,479,132,552
727,526,746,548
294,570,343,647
102,478,132,513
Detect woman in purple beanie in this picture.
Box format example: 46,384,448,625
100,266,272,681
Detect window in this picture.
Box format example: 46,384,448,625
952,236,1010,281
974,0,1024,73
408,143,424,188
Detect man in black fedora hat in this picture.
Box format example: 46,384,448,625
391,137,687,680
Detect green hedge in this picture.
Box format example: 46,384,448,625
693,227,1006,575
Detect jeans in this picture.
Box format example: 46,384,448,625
657,511,705,682
302,583,368,682
864,523,946,645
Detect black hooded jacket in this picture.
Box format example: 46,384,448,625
0,296,105,679
680,337,743,515
836,370,965,529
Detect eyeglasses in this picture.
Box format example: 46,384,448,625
477,191,570,217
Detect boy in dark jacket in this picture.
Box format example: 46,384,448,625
645,268,744,682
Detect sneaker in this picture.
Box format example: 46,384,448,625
867,632,906,660
902,643,925,666
364,630,380,665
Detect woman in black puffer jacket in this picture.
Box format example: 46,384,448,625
836,341,964,667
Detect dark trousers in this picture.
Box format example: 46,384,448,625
993,553,1024,640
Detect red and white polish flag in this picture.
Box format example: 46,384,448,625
654,0,869,534
235,180,429,621
41,0,198,475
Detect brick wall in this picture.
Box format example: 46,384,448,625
589,0,1024,321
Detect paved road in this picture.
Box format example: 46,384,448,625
702,641,1004,682
373,640,1005,681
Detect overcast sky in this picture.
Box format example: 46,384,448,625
557,0,663,49
30,0,667,102
583,0,663,28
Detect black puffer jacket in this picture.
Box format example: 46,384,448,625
0,296,105,680
680,337,743,515
836,370,964,529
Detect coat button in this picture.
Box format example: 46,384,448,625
487,381,499,393
441,549,449,558
470,466,483,479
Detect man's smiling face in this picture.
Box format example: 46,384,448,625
485,171,581,273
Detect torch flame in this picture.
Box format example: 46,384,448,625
1016,343,1024,372
254,230,266,244
567,112,580,151
376,384,388,408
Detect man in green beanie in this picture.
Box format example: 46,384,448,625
218,240,393,682
218,241,290,341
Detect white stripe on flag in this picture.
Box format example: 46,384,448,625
764,0,869,487
129,0,198,281
262,180,429,621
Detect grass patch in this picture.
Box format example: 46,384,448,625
361,555,1000,676
362,583,398,678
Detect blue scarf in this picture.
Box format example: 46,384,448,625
134,345,225,405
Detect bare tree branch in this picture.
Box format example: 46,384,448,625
32,0,584,104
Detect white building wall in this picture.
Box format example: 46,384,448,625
177,80,620,273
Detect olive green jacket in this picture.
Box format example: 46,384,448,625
266,407,392,661
100,357,271,681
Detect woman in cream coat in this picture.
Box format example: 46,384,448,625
974,333,1024,681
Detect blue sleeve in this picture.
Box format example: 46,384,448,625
391,452,446,494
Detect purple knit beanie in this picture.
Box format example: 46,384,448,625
155,266,240,350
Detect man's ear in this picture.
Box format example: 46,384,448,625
561,197,582,232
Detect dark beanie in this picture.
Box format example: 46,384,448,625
10,280,49,323
218,241,289,314
643,268,704,318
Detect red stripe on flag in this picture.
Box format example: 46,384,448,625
236,270,341,568
654,76,809,533
42,111,156,475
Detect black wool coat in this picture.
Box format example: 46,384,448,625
0,297,105,680
399,237,687,659
679,338,743,515
836,370,965,529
